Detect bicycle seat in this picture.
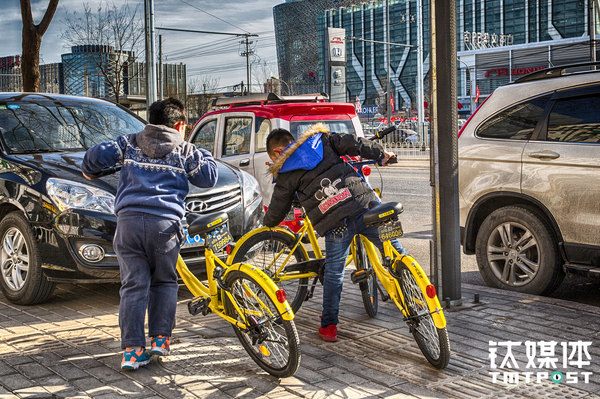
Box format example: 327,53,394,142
363,202,404,227
187,211,229,237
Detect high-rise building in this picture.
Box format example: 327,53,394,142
274,0,598,115
0,56,23,92
39,63,63,94
273,0,365,95
0,56,64,94
62,45,133,98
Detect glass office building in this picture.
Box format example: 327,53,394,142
62,45,134,99
275,0,598,115
273,0,365,95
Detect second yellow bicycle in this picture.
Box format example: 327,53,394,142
227,200,450,369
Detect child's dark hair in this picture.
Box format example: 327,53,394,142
266,128,294,156
148,97,187,127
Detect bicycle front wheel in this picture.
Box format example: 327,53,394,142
224,270,301,378
397,264,450,369
355,237,378,317
232,230,309,313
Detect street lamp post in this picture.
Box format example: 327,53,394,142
457,57,474,114
270,76,290,96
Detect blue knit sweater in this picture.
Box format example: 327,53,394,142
82,124,218,220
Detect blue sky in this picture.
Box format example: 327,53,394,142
1,0,282,90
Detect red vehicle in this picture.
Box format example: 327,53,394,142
188,93,367,232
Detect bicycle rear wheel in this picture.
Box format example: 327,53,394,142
224,270,301,378
232,230,309,313
397,264,450,369
355,237,378,317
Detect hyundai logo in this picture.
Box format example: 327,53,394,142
186,200,208,213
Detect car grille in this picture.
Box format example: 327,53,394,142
185,185,242,215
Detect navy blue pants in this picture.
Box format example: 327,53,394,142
321,214,406,328
114,212,184,349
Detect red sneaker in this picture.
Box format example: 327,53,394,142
318,324,338,342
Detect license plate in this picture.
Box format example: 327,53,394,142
182,227,204,248
284,209,297,221
378,220,403,241
206,224,233,253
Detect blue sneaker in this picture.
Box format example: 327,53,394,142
121,347,150,370
150,335,171,356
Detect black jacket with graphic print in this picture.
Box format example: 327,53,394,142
263,124,385,236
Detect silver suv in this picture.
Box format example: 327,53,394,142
459,64,600,295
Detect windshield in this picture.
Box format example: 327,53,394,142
290,120,355,138
0,100,145,154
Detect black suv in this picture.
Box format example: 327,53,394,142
0,93,263,305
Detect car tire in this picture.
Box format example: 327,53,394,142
0,212,55,305
475,206,563,295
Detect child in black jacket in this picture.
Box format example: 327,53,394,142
264,124,406,341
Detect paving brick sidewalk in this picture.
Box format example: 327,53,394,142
0,275,599,398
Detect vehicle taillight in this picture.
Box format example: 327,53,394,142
362,165,371,176
458,93,492,138
276,289,287,303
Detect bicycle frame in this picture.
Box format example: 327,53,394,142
353,235,446,329
226,218,356,282
176,247,295,325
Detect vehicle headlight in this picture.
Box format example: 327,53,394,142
46,178,115,214
240,171,261,207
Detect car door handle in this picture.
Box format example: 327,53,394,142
527,151,560,160
239,158,250,167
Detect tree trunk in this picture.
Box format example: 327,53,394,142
21,26,42,92
20,0,59,92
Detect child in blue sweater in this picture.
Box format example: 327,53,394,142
82,97,217,370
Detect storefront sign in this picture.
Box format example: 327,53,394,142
485,66,547,78
358,105,378,117
327,27,346,102
328,28,346,62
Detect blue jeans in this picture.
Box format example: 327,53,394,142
321,214,406,328
114,212,184,349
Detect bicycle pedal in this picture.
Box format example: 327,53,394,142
188,297,211,316
351,268,373,284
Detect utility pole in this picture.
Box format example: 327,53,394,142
590,0,597,66
158,34,163,100
385,0,392,125
457,58,474,114
430,0,461,305
144,0,157,109
416,0,425,147
241,36,254,94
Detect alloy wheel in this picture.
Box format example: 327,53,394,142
486,222,539,287
1,227,30,291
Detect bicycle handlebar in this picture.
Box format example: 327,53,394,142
348,155,397,167
368,125,396,141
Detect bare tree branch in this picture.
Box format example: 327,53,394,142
38,0,60,35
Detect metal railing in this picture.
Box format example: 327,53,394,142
364,121,430,159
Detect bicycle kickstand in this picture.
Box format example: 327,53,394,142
375,280,390,302
304,276,320,301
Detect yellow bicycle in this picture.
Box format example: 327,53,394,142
176,210,301,377
92,165,301,377
228,199,450,369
